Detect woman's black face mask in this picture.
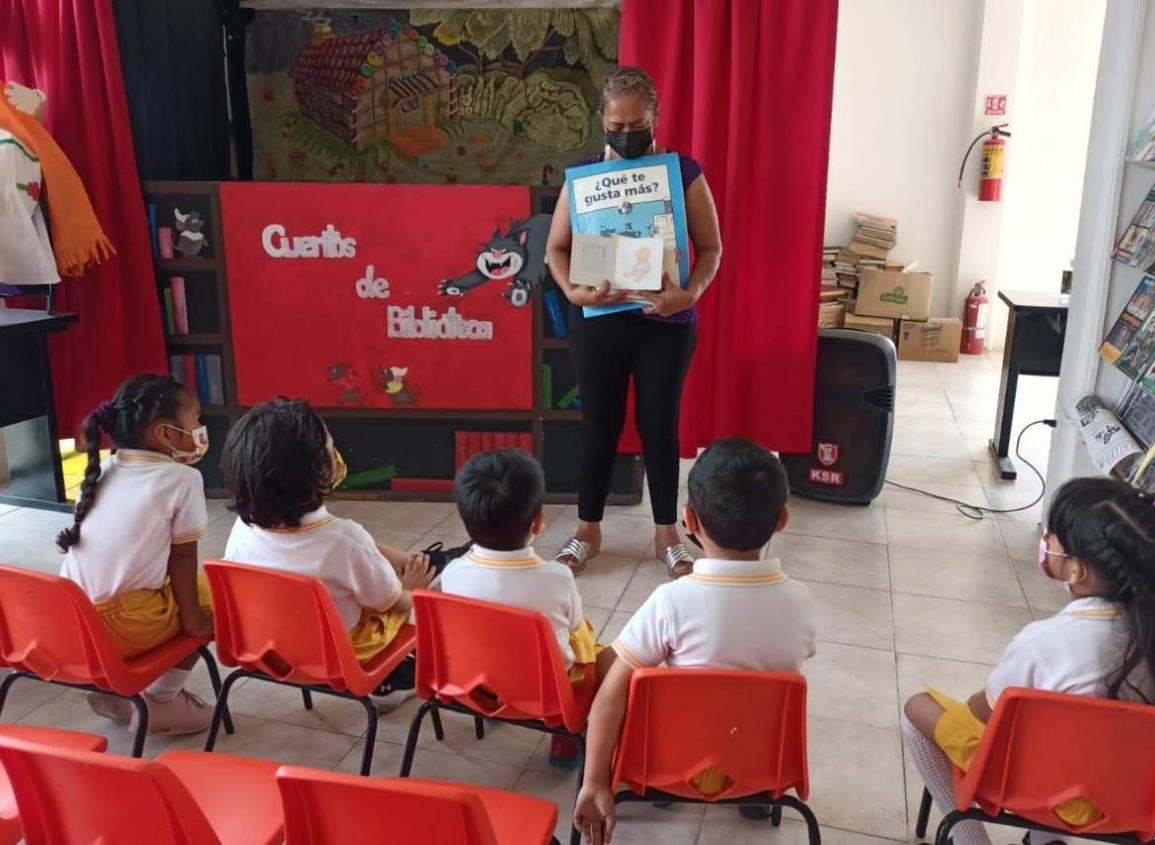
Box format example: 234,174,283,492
605,127,653,159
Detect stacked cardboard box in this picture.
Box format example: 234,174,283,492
846,268,960,362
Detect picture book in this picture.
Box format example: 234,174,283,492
569,233,667,291
1117,308,1155,380
1111,183,1155,271
1127,105,1155,163
1101,274,1155,365
565,153,690,318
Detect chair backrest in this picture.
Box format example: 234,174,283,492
959,687,1155,838
277,766,498,845
0,565,129,689
612,668,809,802
204,560,368,693
0,735,220,845
411,590,583,731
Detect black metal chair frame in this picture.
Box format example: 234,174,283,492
0,645,233,758
915,788,1147,845
205,667,384,776
400,697,582,845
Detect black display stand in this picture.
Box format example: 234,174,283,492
0,308,78,512
143,180,643,505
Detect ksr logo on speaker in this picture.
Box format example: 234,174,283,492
816,442,840,467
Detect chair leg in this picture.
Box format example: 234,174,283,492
777,795,821,845
204,669,245,752
358,696,378,776
474,715,485,740
0,671,25,719
399,699,439,777
935,810,962,845
915,787,933,839
302,689,314,710
197,646,234,735
568,734,586,845
129,695,150,758
431,706,445,741
771,804,783,827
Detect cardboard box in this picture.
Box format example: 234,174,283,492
844,313,897,340
898,318,962,362
855,269,933,321
818,301,846,329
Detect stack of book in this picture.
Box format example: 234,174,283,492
848,212,898,261
169,353,225,406
821,247,838,283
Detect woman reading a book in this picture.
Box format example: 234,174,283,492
545,66,722,578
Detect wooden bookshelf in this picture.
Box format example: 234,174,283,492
143,181,642,506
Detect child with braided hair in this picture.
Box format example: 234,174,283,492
903,477,1155,845
58,373,215,735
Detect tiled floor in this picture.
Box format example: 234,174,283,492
0,351,1065,844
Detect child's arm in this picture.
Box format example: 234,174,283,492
385,554,434,614
967,690,992,723
167,542,212,637
375,540,431,577
573,660,634,844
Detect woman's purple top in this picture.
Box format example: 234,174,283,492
579,152,703,324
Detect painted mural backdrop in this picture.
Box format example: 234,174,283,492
246,8,619,185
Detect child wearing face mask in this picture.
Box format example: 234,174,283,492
902,478,1155,845
220,398,467,710
58,374,216,734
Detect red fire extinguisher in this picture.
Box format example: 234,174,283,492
962,281,989,355
958,124,1010,202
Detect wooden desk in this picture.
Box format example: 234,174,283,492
0,309,78,511
990,290,1067,480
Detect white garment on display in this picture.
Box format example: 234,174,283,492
0,127,58,285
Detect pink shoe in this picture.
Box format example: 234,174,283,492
85,692,134,724
137,690,213,736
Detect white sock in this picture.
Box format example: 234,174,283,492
145,669,189,702
901,712,991,845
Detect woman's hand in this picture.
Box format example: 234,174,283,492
562,281,630,308
641,274,695,317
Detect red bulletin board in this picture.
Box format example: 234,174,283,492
220,182,533,410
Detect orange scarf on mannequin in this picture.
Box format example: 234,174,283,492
0,83,114,277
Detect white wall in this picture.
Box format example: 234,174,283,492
825,0,983,316
989,0,1105,347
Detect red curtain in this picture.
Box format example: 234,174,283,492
1,0,165,434
619,0,839,455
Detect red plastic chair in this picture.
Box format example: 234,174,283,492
277,764,560,845
0,565,232,757
0,736,283,845
610,668,819,845
401,591,596,845
203,560,417,775
0,726,107,845
915,687,1155,845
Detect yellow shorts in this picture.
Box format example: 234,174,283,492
927,688,1101,827
348,606,411,664
95,576,213,659
566,617,606,687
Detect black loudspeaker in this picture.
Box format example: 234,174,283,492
781,328,896,504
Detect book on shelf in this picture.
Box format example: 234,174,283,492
203,354,225,405
147,202,159,260
542,288,568,338
1100,274,1155,369
162,289,175,335
1127,105,1155,163
541,364,553,409
168,353,224,406
170,276,189,335
1111,183,1155,271
454,431,469,471
391,478,455,492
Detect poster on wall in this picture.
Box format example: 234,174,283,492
245,8,618,185
220,182,539,410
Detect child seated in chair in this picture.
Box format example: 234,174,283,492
902,478,1155,845
59,374,216,735
219,398,467,708
441,448,615,766
573,437,817,842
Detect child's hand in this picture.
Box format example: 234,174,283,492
183,610,214,639
573,783,616,844
399,553,434,591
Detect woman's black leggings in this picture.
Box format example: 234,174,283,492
568,306,697,525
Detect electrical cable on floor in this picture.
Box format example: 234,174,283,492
884,418,1057,521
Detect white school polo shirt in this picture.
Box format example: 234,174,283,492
224,506,402,630
985,596,1151,705
440,546,584,667
613,557,816,671
60,449,207,603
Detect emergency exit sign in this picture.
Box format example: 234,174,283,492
985,95,1007,115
